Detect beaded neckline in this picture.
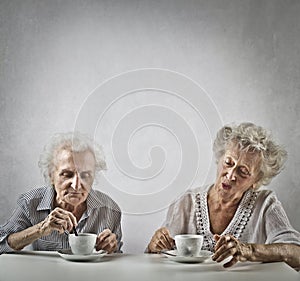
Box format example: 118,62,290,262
195,187,258,251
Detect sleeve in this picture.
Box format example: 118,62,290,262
112,209,123,253
103,199,123,253
264,196,300,245
0,196,32,254
162,191,194,237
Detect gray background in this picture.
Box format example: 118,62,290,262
0,0,299,253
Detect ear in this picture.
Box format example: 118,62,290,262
49,171,54,185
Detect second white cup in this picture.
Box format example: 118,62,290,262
69,233,97,255
175,234,203,257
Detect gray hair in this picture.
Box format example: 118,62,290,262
213,122,287,188
38,132,107,184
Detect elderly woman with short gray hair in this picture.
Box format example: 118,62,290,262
147,122,300,270
0,132,122,254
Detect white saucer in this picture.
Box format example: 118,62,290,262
58,249,107,261
162,250,212,263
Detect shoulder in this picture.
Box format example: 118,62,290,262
88,189,121,213
17,186,49,203
255,189,279,205
254,188,285,214
168,185,208,210
178,185,210,200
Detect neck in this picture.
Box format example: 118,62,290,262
208,185,242,210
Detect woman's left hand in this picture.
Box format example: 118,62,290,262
212,234,253,268
95,229,118,254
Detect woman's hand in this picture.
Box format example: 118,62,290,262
212,234,253,268
95,229,118,254
7,207,77,251
147,227,175,253
39,207,77,236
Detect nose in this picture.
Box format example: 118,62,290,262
226,168,237,181
71,174,80,190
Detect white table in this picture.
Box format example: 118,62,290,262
0,251,299,281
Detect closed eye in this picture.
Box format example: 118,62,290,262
80,172,92,179
238,167,250,177
224,157,234,167
59,171,74,178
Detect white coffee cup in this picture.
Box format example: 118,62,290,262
175,234,203,257
69,233,97,255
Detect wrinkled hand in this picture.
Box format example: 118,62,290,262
147,227,175,253
39,207,77,236
212,234,253,268
96,229,118,254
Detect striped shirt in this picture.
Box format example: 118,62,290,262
0,186,122,253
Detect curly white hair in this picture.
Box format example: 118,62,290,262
38,132,107,184
213,122,287,188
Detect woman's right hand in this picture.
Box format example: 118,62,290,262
7,208,77,251
39,207,77,236
147,227,175,253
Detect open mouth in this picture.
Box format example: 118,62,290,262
222,183,231,190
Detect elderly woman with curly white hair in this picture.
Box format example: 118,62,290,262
0,132,122,254
147,122,300,270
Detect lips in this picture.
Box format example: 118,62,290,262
222,183,232,190
68,192,81,196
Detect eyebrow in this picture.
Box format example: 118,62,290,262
59,169,74,174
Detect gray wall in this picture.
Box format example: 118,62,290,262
0,0,299,253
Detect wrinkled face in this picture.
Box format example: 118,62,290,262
214,143,262,202
50,149,96,208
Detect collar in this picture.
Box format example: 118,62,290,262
37,186,55,211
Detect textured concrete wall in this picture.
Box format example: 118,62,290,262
0,0,299,253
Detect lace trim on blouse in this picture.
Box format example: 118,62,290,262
195,189,258,252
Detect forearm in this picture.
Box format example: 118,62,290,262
248,243,300,269
7,221,47,251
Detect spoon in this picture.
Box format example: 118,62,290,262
160,250,177,256
73,227,78,236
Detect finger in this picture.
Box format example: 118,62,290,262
154,228,173,249
158,235,172,250
49,220,66,234
214,234,233,251
213,247,237,263
214,241,236,257
97,229,112,243
96,230,114,246
55,208,78,228
96,233,117,253
214,235,227,250
160,229,175,249
223,256,238,268
213,234,221,242
157,239,170,251
49,209,75,232
49,211,73,232
149,237,166,253
102,237,117,253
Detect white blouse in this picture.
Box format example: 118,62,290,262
163,185,300,252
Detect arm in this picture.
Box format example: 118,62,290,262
147,190,195,253
95,202,123,254
7,221,48,251
7,208,77,251
213,234,300,270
